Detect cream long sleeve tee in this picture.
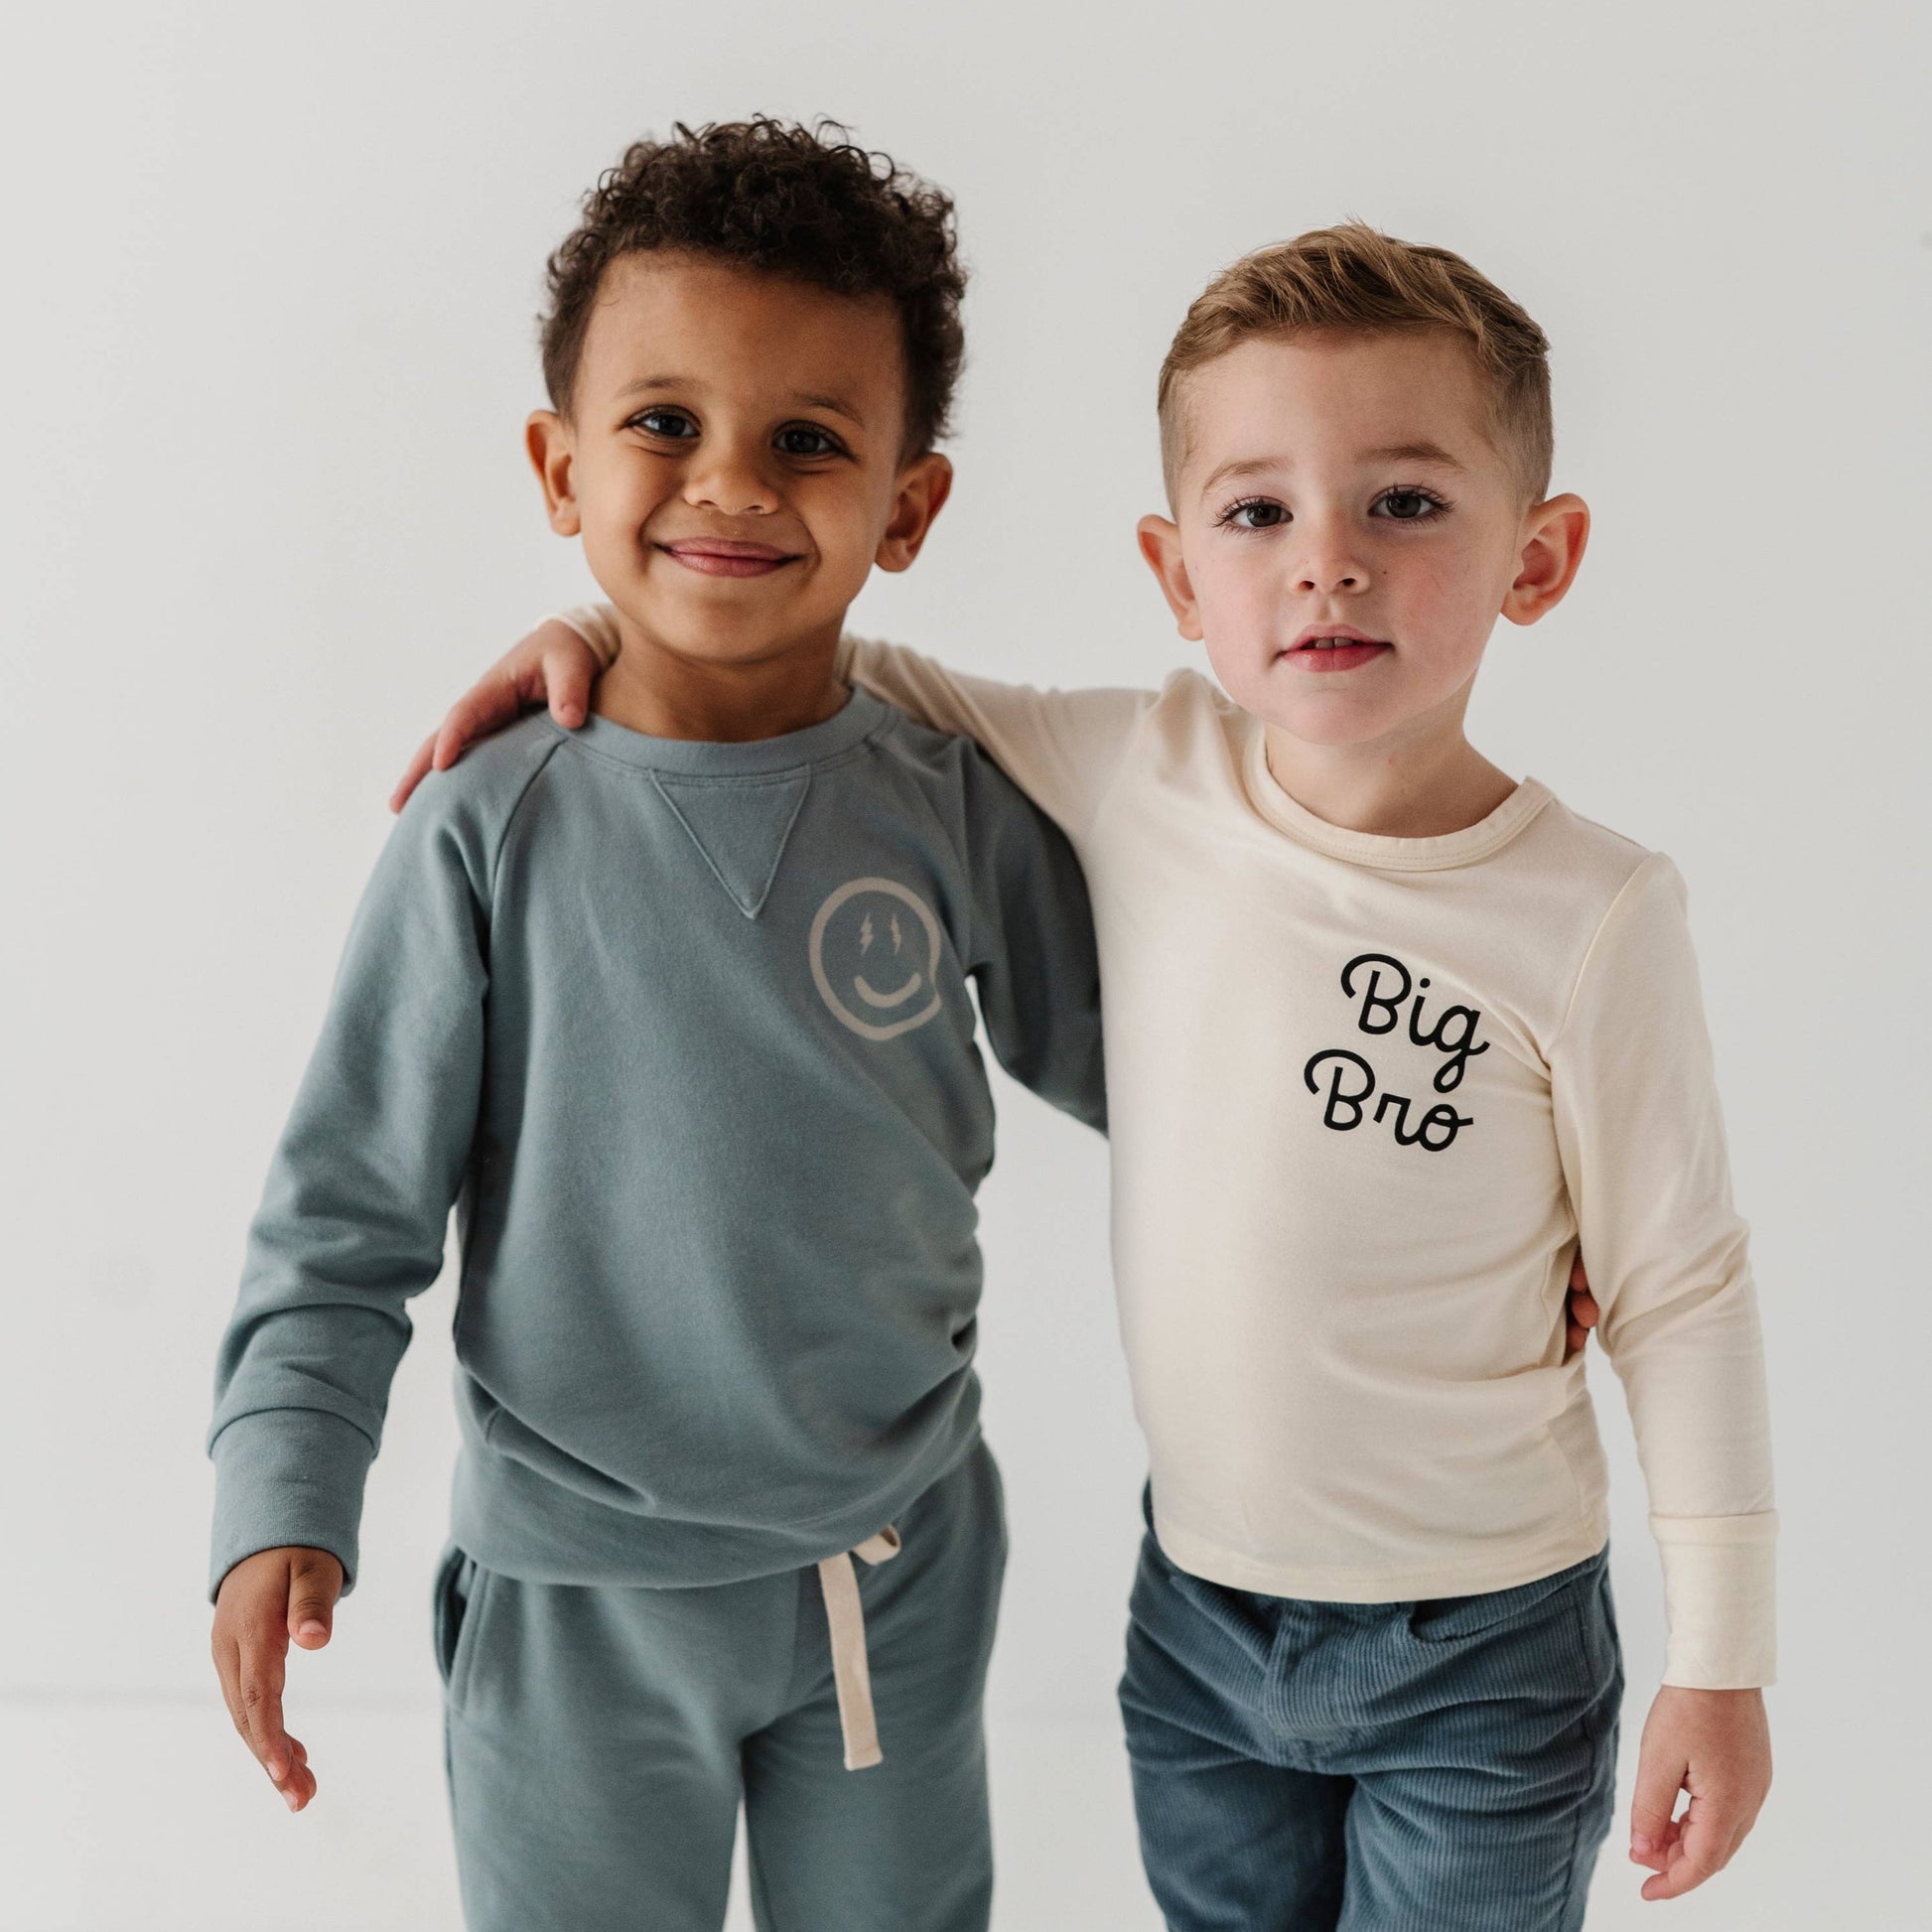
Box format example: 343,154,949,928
561,611,1778,1688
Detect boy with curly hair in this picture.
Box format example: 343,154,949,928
439,225,1775,1928
206,119,1106,1932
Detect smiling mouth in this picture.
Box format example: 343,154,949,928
658,539,801,579
855,971,925,1010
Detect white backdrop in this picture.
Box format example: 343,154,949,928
2,3,1927,1927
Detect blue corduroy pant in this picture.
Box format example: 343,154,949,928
1120,1507,1622,1932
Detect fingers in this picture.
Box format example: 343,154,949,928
225,1615,301,1802
1628,1731,1688,1874
389,620,604,811
1570,1250,1590,1292
1563,1277,1599,1357
390,734,438,814
541,636,595,729
429,668,535,776
1641,1795,1742,1900
286,1547,344,1650
211,1547,340,1811
1565,1289,1600,1356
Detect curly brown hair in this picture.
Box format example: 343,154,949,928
540,118,966,457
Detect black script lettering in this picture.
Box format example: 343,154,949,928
1340,953,1410,1035
1414,1100,1475,1152
1372,1089,1472,1152
1418,1002,1488,1092
1304,1049,1375,1130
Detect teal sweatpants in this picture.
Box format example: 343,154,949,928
434,1441,1007,1932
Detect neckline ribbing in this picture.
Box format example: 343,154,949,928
1241,721,1553,872
552,685,889,776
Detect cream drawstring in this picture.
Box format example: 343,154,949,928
816,1527,902,1770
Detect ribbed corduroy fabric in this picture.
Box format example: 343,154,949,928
1120,1505,1621,1932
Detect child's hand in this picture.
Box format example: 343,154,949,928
1628,1685,1771,1899
1565,1250,1599,1356
209,1545,345,1812
389,619,610,813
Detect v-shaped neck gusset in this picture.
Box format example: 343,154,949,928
648,768,813,919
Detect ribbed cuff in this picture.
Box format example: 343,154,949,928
1653,1512,1778,1688
208,1408,376,1602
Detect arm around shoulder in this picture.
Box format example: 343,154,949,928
839,635,1150,843
952,744,1106,1133
551,604,1152,839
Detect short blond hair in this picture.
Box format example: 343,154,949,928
1158,222,1554,504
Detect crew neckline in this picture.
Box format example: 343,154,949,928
1241,723,1553,872
553,685,888,776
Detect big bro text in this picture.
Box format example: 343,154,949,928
1303,952,1487,1154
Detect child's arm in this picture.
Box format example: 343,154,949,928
835,634,1150,846
208,759,509,1808
1550,853,1776,1898
389,610,1153,846
953,746,1107,1131
390,620,599,812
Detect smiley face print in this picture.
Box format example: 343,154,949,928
809,878,946,1040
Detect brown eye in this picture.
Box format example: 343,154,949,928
633,408,699,440
775,424,840,458
1375,487,1445,521
1224,499,1289,529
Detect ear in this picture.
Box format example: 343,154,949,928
1136,513,1204,642
1501,491,1589,626
875,453,954,573
525,411,582,537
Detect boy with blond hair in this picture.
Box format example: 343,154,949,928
409,224,1773,1927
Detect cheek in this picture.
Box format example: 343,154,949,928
1381,543,1507,674
797,475,897,583
1189,544,1283,641
578,455,663,550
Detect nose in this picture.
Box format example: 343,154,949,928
1292,513,1369,597
683,438,778,517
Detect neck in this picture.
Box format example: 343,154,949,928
1262,702,1516,839
593,610,849,743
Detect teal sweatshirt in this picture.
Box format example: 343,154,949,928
208,689,1104,1596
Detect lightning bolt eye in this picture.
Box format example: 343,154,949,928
860,914,874,952
891,914,903,952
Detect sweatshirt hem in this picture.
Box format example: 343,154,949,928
1153,1510,1610,1604
448,1425,984,1590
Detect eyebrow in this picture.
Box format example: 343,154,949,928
1361,440,1468,471
1195,457,1282,496
789,389,867,429
1196,440,1470,498
614,375,867,428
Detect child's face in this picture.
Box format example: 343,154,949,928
527,252,949,669
1140,331,1586,752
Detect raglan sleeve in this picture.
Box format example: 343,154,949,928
206,777,503,1599
555,606,1150,844
1550,853,1777,1688
953,744,1107,1134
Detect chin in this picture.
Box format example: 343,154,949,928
1213,665,1382,745
1271,708,1393,748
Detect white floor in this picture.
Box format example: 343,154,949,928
0,1694,1880,1932
0,1698,1161,1932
